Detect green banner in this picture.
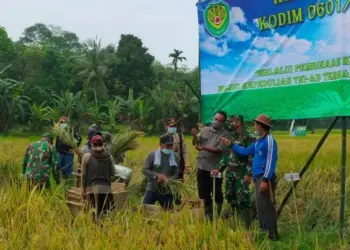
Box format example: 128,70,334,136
197,0,350,123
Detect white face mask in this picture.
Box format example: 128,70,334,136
254,130,259,136
60,123,68,129
167,127,177,134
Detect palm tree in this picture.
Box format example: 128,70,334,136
75,37,108,107
169,49,187,80
0,65,30,133
74,95,95,130
52,91,82,119
107,97,124,132
28,103,52,130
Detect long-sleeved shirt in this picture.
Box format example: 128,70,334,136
81,151,117,194
232,133,277,180
143,151,179,194
23,140,58,181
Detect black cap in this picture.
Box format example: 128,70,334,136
160,133,174,145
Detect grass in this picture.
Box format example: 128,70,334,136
0,131,350,249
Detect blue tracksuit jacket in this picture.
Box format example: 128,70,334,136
232,133,277,180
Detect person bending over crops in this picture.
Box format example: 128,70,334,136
55,117,82,183
142,133,180,210
23,133,58,190
217,115,256,229
81,135,117,222
221,114,279,241
191,111,233,220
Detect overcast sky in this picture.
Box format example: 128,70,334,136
0,0,199,68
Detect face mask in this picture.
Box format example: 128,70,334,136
212,120,223,130
161,149,173,155
167,127,177,134
254,130,259,136
60,123,68,129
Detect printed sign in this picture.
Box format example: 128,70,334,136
197,0,350,123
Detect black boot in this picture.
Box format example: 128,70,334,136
239,209,252,230
204,205,213,221
216,203,223,218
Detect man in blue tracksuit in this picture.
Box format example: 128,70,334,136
221,114,278,240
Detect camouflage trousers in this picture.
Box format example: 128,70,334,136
225,170,251,210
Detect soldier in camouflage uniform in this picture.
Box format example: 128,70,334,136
219,115,255,229
22,133,58,190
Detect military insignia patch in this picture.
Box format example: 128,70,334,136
204,1,230,37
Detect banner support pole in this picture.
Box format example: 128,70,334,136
340,116,347,239
277,116,339,218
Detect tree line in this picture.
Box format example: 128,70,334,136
0,23,200,134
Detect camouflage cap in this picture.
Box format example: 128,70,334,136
228,114,244,122
42,133,53,140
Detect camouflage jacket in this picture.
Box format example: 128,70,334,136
218,129,255,175
23,140,58,181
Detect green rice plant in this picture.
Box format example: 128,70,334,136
51,122,78,149
157,179,195,200
109,130,144,161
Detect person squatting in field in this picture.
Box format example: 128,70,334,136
191,111,233,220
23,133,58,190
222,114,279,241
217,114,256,229
81,134,117,222
165,117,191,205
55,116,82,183
142,133,180,210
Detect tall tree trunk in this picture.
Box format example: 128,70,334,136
93,81,98,109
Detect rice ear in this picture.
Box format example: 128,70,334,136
51,122,78,149
109,130,144,160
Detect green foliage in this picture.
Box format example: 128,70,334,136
0,65,30,133
28,103,52,130
0,24,200,133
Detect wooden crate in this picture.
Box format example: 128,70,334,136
113,190,129,210
141,204,163,218
66,201,84,216
111,183,126,192
183,199,204,209
66,187,84,215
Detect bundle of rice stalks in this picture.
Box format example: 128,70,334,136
158,179,195,200
51,122,78,149
109,130,144,160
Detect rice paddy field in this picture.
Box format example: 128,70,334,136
0,131,349,249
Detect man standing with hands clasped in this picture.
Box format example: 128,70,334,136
191,111,233,220
221,114,279,241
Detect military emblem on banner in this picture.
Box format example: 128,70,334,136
204,1,230,37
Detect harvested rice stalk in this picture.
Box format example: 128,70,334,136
158,179,194,200
51,122,78,150
109,130,144,160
